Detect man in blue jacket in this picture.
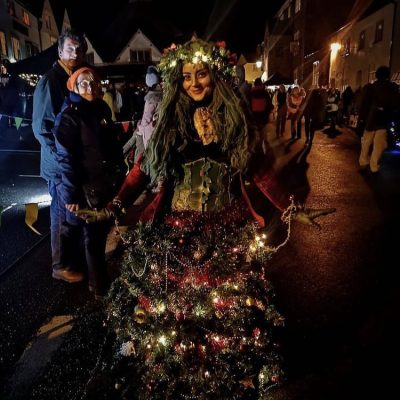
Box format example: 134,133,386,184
32,29,87,282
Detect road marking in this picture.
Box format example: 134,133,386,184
5,315,74,398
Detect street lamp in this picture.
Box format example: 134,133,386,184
330,42,341,56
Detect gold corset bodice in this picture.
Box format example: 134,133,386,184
171,158,238,212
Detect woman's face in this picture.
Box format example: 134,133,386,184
182,63,214,102
74,71,102,101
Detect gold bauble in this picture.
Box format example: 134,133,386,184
133,305,146,324
245,296,255,307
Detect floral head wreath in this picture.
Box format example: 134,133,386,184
158,39,237,84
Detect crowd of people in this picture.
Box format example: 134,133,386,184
237,72,399,174
29,25,400,398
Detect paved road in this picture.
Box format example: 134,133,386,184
0,122,399,399
262,125,400,399
0,126,50,273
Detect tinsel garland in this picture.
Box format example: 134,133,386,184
105,203,292,399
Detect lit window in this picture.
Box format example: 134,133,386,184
375,20,384,43
293,68,298,84
369,70,375,83
0,31,7,56
22,10,30,26
11,36,21,60
358,30,365,51
312,61,320,87
343,38,351,57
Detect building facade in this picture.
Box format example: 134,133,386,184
329,2,396,91
264,0,355,89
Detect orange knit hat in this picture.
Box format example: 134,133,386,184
66,67,97,91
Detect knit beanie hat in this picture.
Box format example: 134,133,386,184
145,65,160,88
67,67,97,91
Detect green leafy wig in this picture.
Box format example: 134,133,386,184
143,39,251,184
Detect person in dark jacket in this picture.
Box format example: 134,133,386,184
54,67,126,299
303,86,327,146
32,29,87,283
358,65,400,173
235,64,251,109
275,84,287,137
250,77,272,127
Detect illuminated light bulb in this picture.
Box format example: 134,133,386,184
204,371,210,378
255,236,261,241
147,344,151,349
213,297,219,304
232,247,238,253
158,335,167,346
262,233,267,239
259,242,264,247
171,330,177,336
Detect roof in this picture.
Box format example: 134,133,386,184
81,1,184,62
15,0,65,31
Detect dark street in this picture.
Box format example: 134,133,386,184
1,121,400,399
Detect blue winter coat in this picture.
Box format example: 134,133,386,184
32,62,69,181
54,92,126,218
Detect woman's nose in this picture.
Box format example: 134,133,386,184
192,74,199,86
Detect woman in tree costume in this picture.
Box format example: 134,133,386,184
79,39,334,399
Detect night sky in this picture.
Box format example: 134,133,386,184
64,0,283,53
